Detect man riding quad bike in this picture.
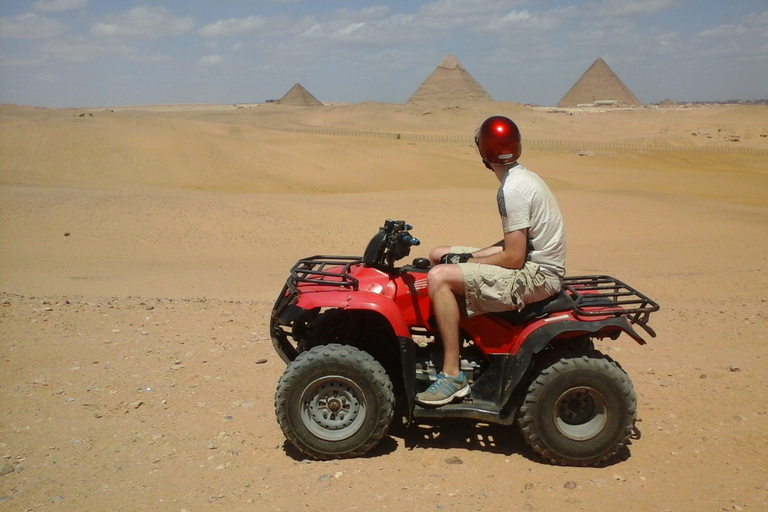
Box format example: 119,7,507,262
271,220,658,466
271,117,659,467
417,116,566,408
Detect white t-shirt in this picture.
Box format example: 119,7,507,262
497,164,566,278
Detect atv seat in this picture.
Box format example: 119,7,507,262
492,289,573,325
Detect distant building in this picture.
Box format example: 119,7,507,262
277,83,323,106
558,58,641,108
407,54,492,104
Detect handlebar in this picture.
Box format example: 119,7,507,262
362,219,420,268
400,233,420,247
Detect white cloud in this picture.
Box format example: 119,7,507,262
746,11,768,26
334,22,365,38
91,6,194,40
37,36,135,62
590,0,682,17
31,34,176,65
500,10,531,23
699,24,747,38
198,16,265,38
692,10,768,63
200,55,224,65
0,53,51,67
34,35,173,64
300,8,444,46
419,0,516,18
324,6,390,22
0,13,68,39
697,12,768,44
126,53,171,63
32,0,88,13
483,9,532,30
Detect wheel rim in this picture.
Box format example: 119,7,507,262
300,376,367,442
553,386,608,441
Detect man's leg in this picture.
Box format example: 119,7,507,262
415,263,470,406
428,245,452,266
427,263,465,377
416,265,469,406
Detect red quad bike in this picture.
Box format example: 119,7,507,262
271,220,659,466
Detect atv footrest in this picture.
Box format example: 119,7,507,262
413,400,516,425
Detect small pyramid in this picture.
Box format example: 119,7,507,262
278,83,323,106
557,58,640,107
407,54,492,104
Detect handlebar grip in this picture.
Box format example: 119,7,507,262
401,234,420,246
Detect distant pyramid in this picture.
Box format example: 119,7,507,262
278,83,323,106
407,54,492,104
557,58,640,107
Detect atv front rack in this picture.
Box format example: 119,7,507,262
289,255,363,292
563,275,660,337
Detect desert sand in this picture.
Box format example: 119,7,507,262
1,100,767,511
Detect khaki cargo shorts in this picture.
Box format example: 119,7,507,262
450,246,562,317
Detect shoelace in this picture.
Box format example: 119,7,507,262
426,374,455,393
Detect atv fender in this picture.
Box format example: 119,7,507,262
293,290,411,338
495,316,647,408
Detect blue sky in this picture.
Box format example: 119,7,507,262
1,0,766,107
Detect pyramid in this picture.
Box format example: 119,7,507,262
557,58,641,107
407,54,492,104
278,83,323,106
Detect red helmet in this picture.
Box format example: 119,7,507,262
475,116,522,167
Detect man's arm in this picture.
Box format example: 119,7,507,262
469,229,527,269
467,240,503,258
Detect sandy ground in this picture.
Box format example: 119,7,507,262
1,101,767,511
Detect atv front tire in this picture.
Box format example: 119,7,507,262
275,344,395,460
517,353,636,466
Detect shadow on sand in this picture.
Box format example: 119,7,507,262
282,418,637,467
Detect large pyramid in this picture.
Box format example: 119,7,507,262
557,58,640,107
407,54,492,104
278,83,323,106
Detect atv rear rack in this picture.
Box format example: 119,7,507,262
563,275,660,337
289,255,362,292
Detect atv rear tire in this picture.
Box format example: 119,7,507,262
275,344,395,460
517,352,636,466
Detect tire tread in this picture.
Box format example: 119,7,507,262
517,351,636,466
275,344,394,460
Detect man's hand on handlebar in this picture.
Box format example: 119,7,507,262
438,252,473,264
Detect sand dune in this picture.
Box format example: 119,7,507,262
2,102,766,196
1,102,767,511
